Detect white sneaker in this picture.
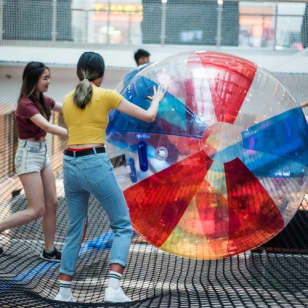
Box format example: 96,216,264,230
104,286,132,303
54,291,76,302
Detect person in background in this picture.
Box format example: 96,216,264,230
122,49,151,89
0,61,67,261
55,51,165,303
134,48,151,67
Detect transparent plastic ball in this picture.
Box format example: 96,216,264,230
107,51,308,259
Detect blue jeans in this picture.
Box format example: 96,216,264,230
60,152,133,276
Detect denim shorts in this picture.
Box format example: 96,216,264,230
15,139,50,175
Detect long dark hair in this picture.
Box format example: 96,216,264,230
74,52,105,109
19,61,51,119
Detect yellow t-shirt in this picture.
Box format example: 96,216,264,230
62,86,122,145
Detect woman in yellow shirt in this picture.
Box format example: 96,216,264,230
55,51,165,303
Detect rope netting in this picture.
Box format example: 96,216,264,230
0,73,308,307
1,195,308,307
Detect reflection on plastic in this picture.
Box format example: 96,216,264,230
107,51,308,260
128,158,137,183
138,141,148,171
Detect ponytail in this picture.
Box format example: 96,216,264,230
73,78,93,109
73,51,105,109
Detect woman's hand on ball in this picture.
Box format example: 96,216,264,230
148,84,166,103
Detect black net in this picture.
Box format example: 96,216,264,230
1,194,308,307
1,0,307,50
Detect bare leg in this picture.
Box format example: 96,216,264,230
110,264,125,275
41,166,58,251
59,273,73,282
0,172,45,232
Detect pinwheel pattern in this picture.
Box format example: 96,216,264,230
107,51,308,259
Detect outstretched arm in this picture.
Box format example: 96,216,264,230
30,114,67,137
116,85,166,123
301,102,308,109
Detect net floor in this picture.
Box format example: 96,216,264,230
0,194,308,308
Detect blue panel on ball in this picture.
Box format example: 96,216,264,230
107,76,206,139
242,108,308,166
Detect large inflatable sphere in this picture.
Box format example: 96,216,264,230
106,51,308,259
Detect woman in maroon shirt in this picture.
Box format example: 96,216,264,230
0,62,67,261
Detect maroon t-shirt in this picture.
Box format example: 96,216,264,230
15,96,55,140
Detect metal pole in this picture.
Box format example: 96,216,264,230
216,0,223,48
85,9,89,43
262,15,264,47
160,0,167,45
273,3,278,50
52,0,57,41
128,12,132,44
107,0,111,44
0,0,4,40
